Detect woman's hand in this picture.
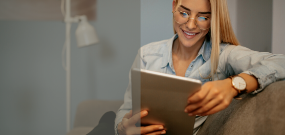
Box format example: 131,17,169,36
118,110,166,135
184,78,238,116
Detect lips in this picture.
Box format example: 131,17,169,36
181,29,200,39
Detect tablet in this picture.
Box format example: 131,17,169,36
131,68,202,135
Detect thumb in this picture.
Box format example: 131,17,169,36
123,110,133,119
128,110,148,126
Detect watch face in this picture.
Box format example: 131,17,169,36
232,76,246,90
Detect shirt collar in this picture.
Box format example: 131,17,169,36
200,37,212,62
161,34,212,68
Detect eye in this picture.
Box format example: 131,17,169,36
197,16,207,21
180,12,189,18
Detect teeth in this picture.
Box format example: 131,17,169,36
184,31,196,36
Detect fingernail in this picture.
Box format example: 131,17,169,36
188,113,193,116
161,130,166,134
184,109,187,112
158,126,163,130
143,111,148,115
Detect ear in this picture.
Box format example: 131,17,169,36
172,0,177,13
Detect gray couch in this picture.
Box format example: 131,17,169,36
197,80,285,135
66,100,123,135
67,81,285,135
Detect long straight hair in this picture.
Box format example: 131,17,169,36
173,0,239,78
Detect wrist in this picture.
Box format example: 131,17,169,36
225,78,238,98
228,75,249,100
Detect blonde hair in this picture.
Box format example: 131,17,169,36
173,0,239,79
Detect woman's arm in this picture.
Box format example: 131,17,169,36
185,45,285,116
184,73,262,116
117,110,166,135
226,45,285,93
115,49,167,135
232,73,259,94
115,51,144,135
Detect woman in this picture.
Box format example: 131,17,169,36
115,0,285,134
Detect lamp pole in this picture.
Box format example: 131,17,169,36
63,0,99,132
65,0,71,132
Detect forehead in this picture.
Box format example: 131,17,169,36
178,0,211,12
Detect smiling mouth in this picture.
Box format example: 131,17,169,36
182,29,199,35
181,29,200,39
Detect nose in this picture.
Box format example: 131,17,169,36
186,18,197,30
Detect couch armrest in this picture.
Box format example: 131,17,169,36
73,100,123,128
197,81,285,135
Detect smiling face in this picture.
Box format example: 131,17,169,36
172,0,211,48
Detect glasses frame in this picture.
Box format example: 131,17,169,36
173,10,211,30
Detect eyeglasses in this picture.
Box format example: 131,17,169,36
173,10,211,30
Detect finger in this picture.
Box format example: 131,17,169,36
188,97,220,115
185,87,220,113
187,87,210,105
199,100,231,116
141,125,165,134
187,85,211,104
145,130,166,135
123,110,133,119
128,110,148,126
126,125,165,135
185,90,215,113
125,126,141,135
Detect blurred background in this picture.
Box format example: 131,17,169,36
0,0,284,135
0,0,140,134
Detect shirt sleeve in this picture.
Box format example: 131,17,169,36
114,49,146,135
226,45,285,94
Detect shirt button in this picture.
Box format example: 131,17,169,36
191,65,193,67
209,78,212,81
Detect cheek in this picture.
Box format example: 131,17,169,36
173,19,183,31
173,22,180,31
201,30,210,37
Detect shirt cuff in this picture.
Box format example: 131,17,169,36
242,65,276,94
115,123,119,135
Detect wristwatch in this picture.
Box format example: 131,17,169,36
229,75,247,100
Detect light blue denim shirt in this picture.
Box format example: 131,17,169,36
115,34,285,135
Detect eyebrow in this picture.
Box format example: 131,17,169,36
180,5,211,14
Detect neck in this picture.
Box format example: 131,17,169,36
172,38,205,60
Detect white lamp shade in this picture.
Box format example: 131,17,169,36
76,17,99,47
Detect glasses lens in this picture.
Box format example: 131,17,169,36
196,16,210,30
173,11,188,24
173,11,211,30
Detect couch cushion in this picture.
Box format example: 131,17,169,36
86,111,116,135
73,100,123,128
197,81,285,135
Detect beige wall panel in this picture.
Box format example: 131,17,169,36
272,0,285,54
0,0,97,21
